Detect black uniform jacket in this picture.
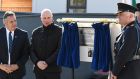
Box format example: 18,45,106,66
112,21,140,77
30,23,62,73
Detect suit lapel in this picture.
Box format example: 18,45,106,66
1,28,8,53
0,28,8,62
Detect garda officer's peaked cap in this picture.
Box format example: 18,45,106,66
117,3,137,14
136,3,140,11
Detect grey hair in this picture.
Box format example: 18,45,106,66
41,9,53,18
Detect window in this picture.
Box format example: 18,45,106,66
67,0,86,13
0,0,32,12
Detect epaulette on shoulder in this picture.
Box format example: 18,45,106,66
32,26,42,33
54,24,62,28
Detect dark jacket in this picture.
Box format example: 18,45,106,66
30,23,62,73
112,21,140,79
0,27,30,78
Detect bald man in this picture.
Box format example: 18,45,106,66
30,9,62,79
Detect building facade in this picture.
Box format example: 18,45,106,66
0,0,140,13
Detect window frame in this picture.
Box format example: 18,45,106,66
67,0,87,13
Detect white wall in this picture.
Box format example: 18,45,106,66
32,0,67,13
87,0,119,13
32,0,140,13
87,0,140,13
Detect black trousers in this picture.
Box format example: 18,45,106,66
0,73,23,79
117,59,140,79
35,72,60,79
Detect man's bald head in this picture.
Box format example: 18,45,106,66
40,9,53,27
41,9,53,18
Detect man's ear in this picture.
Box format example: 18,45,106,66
129,13,134,19
127,13,133,20
3,20,6,25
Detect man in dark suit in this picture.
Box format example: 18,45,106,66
30,9,62,79
111,3,140,79
0,11,30,79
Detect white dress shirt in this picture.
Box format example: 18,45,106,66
6,28,14,65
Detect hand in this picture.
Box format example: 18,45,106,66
37,61,48,70
0,64,19,74
0,64,12,73
111,75,117,79
10,64,19,72
111,72,117,79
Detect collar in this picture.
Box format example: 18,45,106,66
6,27,14,40
126,21,135,26
122,21,135,31
6,27,14,34
43,23,54,30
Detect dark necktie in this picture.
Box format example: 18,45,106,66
9,32,13,53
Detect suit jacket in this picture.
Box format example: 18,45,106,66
0,27,30,78
112,21,140,79
30,23,62,73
